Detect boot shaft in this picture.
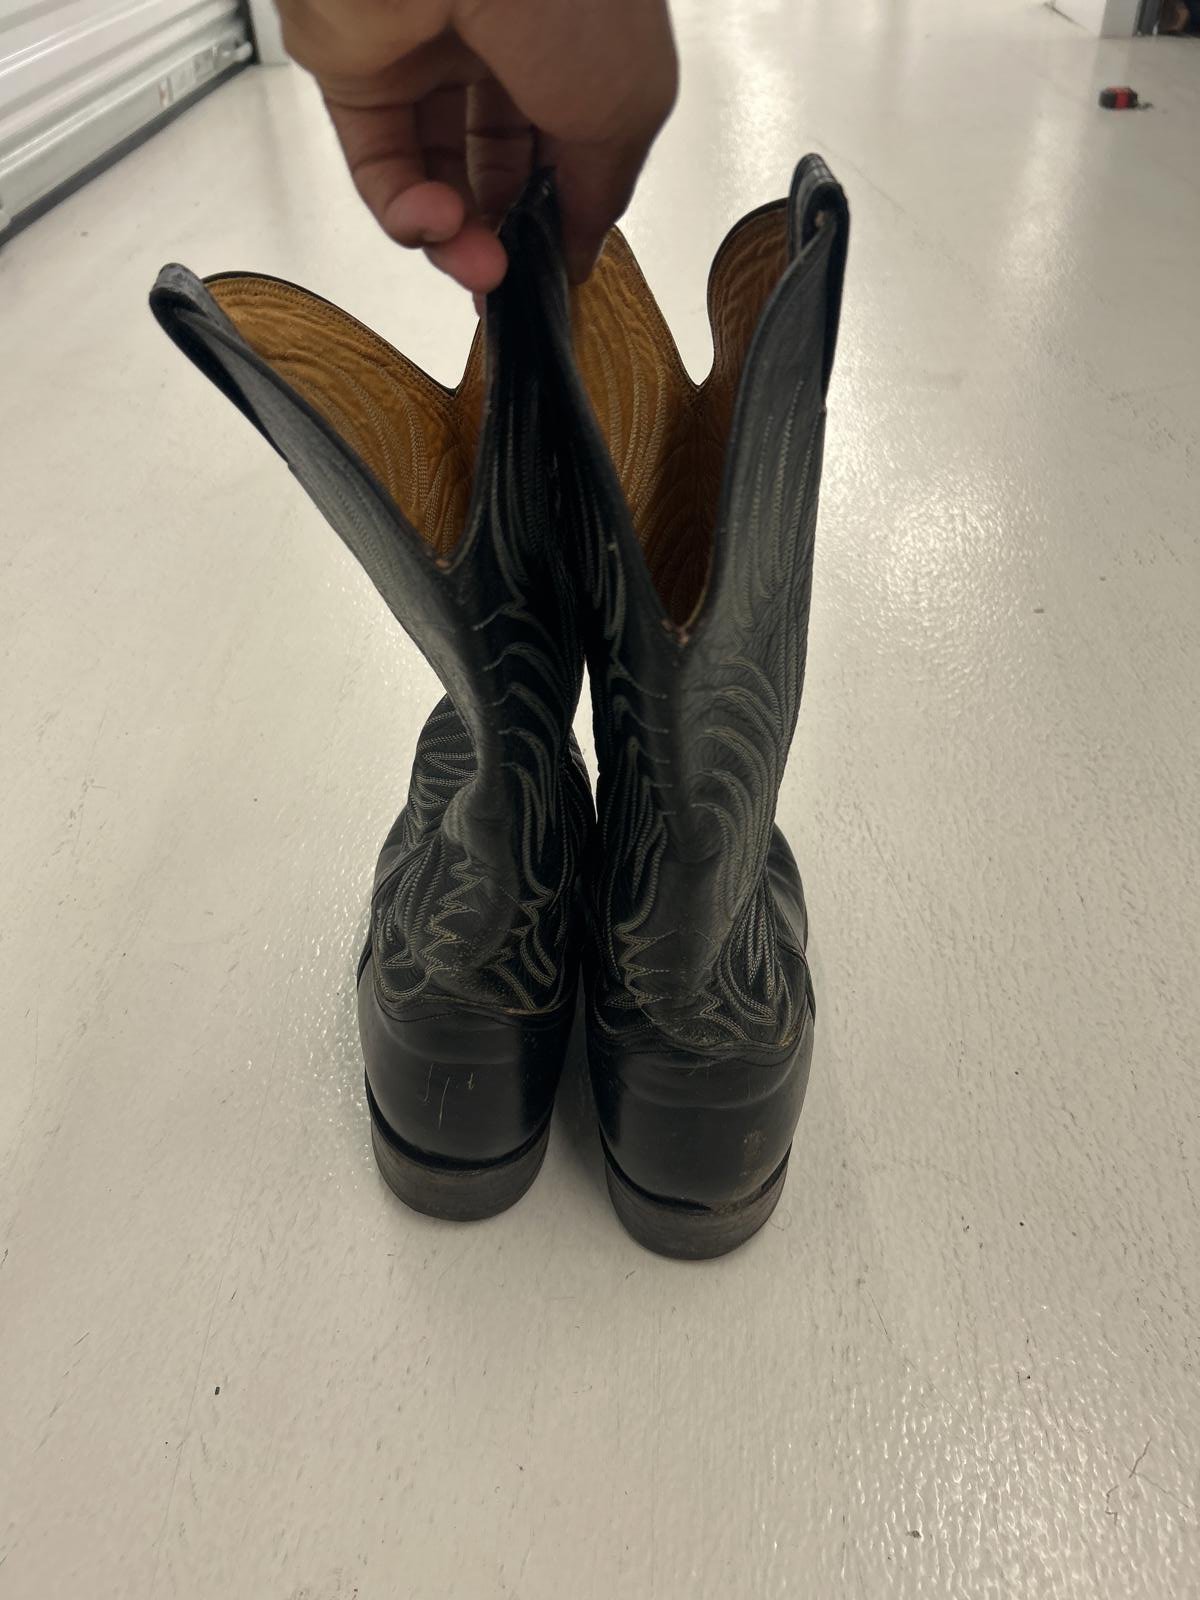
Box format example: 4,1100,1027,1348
511,159,849,1045
151,251,583,833
151,217,589,1012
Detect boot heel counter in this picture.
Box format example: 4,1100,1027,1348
590,1007,814,1210
359,964,575,1166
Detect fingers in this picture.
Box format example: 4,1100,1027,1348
278,0,678,292
467,80,536,229
379,180,465,248
424,230,508,294
287,15,469,236
319,95,433,235
417,84,509,290
457,0,678,281
416,83,472,211
287,14,503,291
543,137,651,285
319,84,505,292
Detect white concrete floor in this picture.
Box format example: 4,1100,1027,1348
3,2,1199,1596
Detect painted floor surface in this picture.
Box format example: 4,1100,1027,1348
2,2,1198,1595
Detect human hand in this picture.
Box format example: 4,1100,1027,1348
277,0,678,292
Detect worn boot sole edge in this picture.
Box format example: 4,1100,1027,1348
366,1076,551,1222
602,1142,791,1260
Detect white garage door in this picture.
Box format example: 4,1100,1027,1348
0,0,251,237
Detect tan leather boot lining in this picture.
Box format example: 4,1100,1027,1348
208,276,485,560
571,208,788,625
209,207,786,620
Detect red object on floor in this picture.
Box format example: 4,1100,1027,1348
1099,86,1139,109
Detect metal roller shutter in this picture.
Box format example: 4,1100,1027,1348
0,0,252,238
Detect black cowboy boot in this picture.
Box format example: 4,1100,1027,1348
149,220,591,1221
507,157,849,1256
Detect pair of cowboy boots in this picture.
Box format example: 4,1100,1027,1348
151,155,848,1259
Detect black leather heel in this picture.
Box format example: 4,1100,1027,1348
367,1079,552,1221
358,956,574,1220
602,1147,791,1260
591,1006,813,1258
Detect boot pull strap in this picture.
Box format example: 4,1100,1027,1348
788,156,850,400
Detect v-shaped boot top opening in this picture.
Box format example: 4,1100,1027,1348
206,274,486,563
206,204,788,626
571,205,789,628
